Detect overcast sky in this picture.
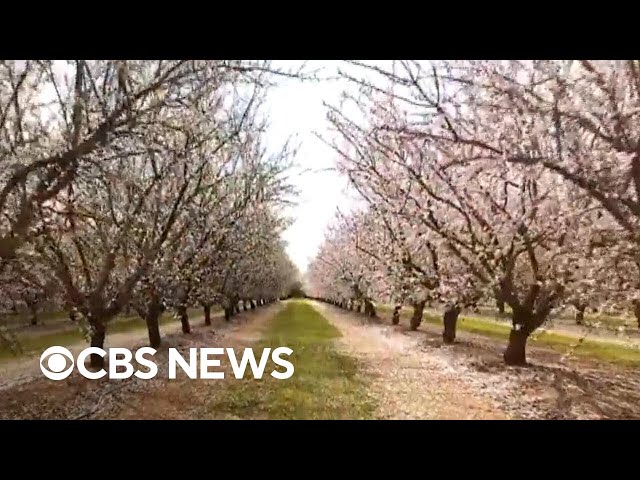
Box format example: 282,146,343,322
264,61,356,273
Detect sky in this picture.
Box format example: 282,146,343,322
264,61,356,274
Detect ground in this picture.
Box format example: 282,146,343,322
0,306,276,419
313,302,507,419
1,300,639,420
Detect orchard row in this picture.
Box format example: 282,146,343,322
308,60,640,365
0,61,300,367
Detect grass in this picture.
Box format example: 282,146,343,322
0,307,207,363
1,310,72,327
377,304,640,365
382,301,638,330
207,300,375,419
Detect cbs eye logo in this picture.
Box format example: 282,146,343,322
40,346,75,380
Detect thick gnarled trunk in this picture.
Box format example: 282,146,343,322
410,301,426,330
500,281,555,365
27,302,38,326
177,305,190,334
90,320,106,369
574,303,586,326
495,290,505,315
203,304,212,326
633,299,640,330
364,299,376,318
145,305,162,348
503,328,529,365
392,305,401,325
442,304,460,344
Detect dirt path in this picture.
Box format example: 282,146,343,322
0,304,282,419
312,301,509,419
106,303,281,420
318,302,640,419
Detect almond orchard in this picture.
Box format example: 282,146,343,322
0,61,300,366
2,60,640,420
308,60,640,365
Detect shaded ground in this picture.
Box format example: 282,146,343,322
374,305,640,366
331,303,640,419
0,305,281,419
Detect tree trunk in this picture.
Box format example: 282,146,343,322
28,304,38,326
90,321,106,369
203,304,212,326
224,307,232,322
178,305,190,334
234,303,240,314
633,299,640,330
442,305,460,344
364,300,371,316
575,304,586,326
496,293,505,315
392,305,401,325
250,300,256,310
145,306,162,348
364,299,376,317
243,300,248,312
410,301,426,330
503,328,529,366
356,303,362,313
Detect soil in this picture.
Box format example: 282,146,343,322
0,305,281,420
316,302,640,420
3,300,639,420
314,302,508,419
